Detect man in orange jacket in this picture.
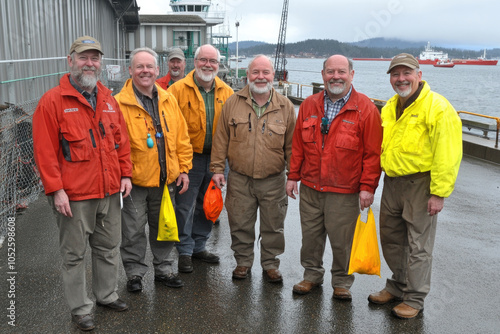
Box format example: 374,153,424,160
168,44,233,273
115,47,192,293
33,36,132,331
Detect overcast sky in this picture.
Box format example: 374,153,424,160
137,0,500,51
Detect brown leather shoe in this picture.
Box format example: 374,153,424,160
333,287,352,300
368,289,399,305
263,269,283,283
232,266,250,279
292,280,321,295
392,302,421,319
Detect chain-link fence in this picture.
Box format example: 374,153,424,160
0,100,43,240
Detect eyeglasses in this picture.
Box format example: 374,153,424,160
196,58,219,65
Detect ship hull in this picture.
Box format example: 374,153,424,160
451,59,498,65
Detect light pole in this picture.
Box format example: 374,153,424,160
235,20,239,79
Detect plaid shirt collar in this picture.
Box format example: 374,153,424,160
323,86,352,123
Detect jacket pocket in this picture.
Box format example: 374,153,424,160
301,117,316,143
229,117,250,142
60,131,91,162
265,123,286,149
401,117,426,154
335,121,359,151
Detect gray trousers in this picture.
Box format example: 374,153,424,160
380,173,437,310
120,183,176,279
225,170,288,270
49,193,121,315
299,185,359,289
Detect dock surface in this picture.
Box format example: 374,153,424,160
1,155,499,333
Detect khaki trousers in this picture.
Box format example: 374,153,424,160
120,183,176,278
380,173,437,310
299,185,359,289
49,193,121,315
225,170,287,270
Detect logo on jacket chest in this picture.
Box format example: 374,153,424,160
103,102,115,113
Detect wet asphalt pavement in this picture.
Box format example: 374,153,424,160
1,155,500,334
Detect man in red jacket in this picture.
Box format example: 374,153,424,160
33,36,132,331
286,55,382,300
156,47,186,90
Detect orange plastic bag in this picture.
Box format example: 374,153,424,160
157,184,180,242
348,208,381,276
203,180,223,223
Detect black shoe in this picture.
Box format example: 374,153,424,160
155,273,184,288
96,298,129,312
72,314,95,331
192,250,220,263
178,255,193,273
127,276,143,292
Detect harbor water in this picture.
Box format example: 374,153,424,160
234,58,500,121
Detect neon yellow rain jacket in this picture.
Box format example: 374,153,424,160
381,81,462,198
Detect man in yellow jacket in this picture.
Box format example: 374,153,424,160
168,44,234,273
368,53,462,319
115,47,192,292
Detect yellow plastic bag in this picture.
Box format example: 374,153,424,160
348,207,381,276
157,184,180,242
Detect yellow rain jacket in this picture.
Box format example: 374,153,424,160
381,81,462,198
115,79,193,187
167,70,234,153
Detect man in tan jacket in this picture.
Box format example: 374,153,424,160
210,55,296,282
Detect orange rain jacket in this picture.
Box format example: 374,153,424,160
33,74,132,201
115,79,193,187
167,70,234,153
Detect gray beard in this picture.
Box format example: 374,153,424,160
71,66,100,90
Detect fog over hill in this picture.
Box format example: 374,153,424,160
228,38,500,59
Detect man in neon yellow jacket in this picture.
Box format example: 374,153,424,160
368,53,462,319
115,47,192,293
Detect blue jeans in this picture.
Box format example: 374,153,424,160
175,153,213,256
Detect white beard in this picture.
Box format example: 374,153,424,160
326,80,346,95
249,81,272,94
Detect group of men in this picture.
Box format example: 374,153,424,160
32,35,462,331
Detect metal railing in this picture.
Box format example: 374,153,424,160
458,111,500,148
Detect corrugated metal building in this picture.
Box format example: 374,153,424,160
0,0,140,104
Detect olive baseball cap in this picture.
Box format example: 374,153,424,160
387,53,419,73
168,48,185,61
69,36,103,55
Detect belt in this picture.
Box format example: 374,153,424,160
386,171,430,181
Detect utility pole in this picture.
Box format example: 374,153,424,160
274,0,289,82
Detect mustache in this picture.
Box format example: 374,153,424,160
329,79,344,84
82,66,97,72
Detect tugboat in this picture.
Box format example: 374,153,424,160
433,60,455,68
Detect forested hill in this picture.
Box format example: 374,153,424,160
228,38,500,59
